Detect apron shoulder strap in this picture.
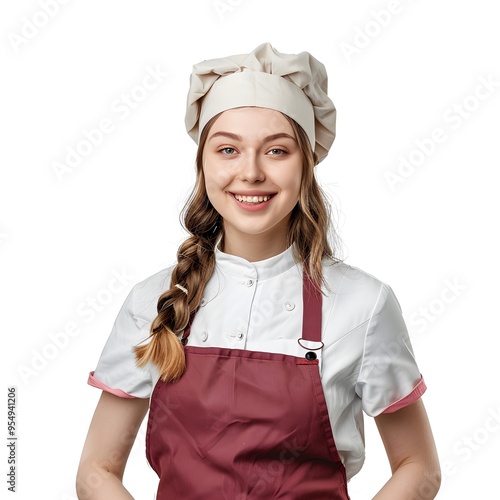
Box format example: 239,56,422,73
302,273,323,342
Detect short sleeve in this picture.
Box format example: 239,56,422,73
88,285,155,399
355,283,426,416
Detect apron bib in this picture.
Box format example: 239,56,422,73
146,275,349,499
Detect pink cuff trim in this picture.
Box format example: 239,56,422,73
382,375,427,414
87,371,137,399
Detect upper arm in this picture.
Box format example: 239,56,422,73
77,391,149,487
374,399,441,485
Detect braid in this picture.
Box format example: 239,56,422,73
134,119,221,382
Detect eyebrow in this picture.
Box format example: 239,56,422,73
208,131,297,143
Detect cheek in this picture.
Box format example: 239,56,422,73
282,165,303,198
203,162,234,191
203,165,234,210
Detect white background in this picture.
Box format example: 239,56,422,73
2,0,499,498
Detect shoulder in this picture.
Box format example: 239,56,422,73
323,258,390,302
127,264,175,324
321,258,401,333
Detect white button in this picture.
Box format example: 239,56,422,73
246,279,254,287
200,331,208,342
284,300,295,311
200,298,207,307
236,332,244,340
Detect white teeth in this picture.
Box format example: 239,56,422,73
234,194,270,203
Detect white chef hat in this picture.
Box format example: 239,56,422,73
185,42,336,163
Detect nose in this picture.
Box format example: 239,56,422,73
236,151,265,183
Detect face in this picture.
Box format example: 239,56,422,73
202,107,303,253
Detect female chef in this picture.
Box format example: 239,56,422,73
76,43,441,499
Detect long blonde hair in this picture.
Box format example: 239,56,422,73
134,112,342,381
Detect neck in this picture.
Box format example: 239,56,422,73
221,227,289,262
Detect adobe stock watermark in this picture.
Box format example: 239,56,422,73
7,0,72,54
384,73,499,191
441,404,500,480
212,0,245,20
75,442,131,497
75,436,139,497
358,277,465,401
408,277,467,335
248,272,302,329
241,439,307,497
17,268,134,384
76,395,179,497
51,64,169,183
339,0,417,64
129,394,180,460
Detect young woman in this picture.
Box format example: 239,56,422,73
77,43,441,499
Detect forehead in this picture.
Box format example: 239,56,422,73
209,107,295,139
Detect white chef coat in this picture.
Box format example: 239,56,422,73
89,244,426,481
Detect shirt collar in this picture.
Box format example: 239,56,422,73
214,244,297,281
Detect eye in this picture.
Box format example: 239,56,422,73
218,147,237,155
267,148,287,156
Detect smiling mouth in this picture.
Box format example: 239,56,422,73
233,194,274,204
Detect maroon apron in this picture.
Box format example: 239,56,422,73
146,275,349,499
